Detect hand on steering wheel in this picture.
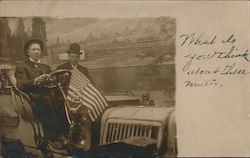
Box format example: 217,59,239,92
49,69,72,83
34,74,51,85
35,69,72,88
49,69,72,77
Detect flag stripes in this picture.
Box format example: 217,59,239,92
88,84,109,108
85,86,105,111
66,71,108,121
79,87,102,115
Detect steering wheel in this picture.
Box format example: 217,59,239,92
50,69,71,78
42,69,72,88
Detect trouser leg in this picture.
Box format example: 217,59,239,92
33,96,69,140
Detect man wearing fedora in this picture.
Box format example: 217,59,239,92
57,43,96,150
57,43,94,91
15,39,70,150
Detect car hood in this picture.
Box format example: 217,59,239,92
103,106,174,123
105,95,139,102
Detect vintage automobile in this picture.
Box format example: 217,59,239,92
0,63,177,157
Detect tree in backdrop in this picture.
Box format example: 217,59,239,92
14,18,29,60
157,16,176,48
0,18,11,58
31,17,47,56
56,36,60,45
85,32,95,42
136,17,176,64
134,17,176,96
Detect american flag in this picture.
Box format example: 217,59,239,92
67,68,108,122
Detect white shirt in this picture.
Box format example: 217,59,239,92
71,64,78,70
29,57,41,68
29,57,41,64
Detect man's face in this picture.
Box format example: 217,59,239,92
27,43,41,61
68,53,80,65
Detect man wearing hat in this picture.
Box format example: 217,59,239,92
57,43,96,149
57,43,95,92
15,39,69,145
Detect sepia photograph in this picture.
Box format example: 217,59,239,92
1,1,249,157
0,16,176,157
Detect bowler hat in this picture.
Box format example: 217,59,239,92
66,43,82,55
24,39,44,56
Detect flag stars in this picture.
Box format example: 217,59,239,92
67,69,108,122
70,69,90,90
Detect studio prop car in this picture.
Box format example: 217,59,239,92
0,64,177,158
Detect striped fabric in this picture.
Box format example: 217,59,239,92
67,68,108,122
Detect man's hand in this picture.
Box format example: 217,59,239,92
34,74,51,85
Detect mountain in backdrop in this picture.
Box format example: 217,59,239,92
45,17,175,46
3,17,175,67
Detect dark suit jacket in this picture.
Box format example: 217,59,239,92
15,60,69,139
57,62,95,94
15,60,51,94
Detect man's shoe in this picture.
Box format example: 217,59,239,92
49,136,70,149
58,136,70,147
71,139,86,149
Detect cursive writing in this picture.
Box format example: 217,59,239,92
220,63,249,75
221,34,236,43
185,63,249,75
215,46,249,61
179,32,217,46
183,46,249,71
185,79,221,87
181,32,249,88
186,67,221,75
